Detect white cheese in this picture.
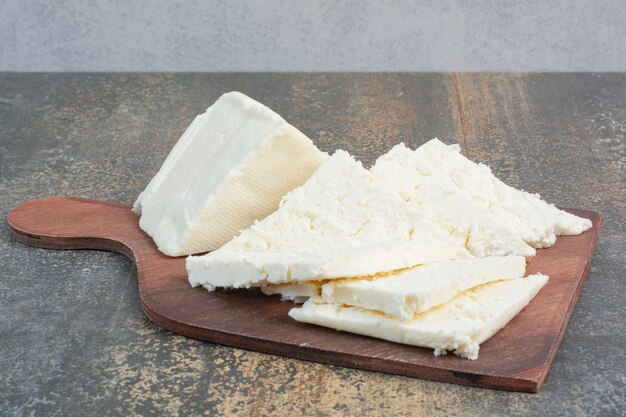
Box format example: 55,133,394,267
261,282,322,303
372,139,592,256
322,256,526,320
133,91,327,256
289,274,549,360
187,150,468,290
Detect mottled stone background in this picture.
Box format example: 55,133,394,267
1,0,625,72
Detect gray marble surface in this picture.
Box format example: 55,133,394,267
1,73,624,416
1,0,625,71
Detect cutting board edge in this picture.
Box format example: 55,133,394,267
531,210,602,391
8,224,134,258
140,296,541,392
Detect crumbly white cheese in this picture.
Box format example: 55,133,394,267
322,256,526,320
289,274,549,360
188,150,468,290
261,282,322,303
372,139,592,256
133,91,327,256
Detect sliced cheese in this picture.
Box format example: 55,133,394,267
133,91,327,256
188,150,468,291
261,282,322,303
322,256,526,320
290,274,549,360
372,139,592,256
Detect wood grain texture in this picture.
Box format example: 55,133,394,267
7,196,601,393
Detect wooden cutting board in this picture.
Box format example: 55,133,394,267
7,197,600,392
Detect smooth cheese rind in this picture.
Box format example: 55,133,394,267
134,91,327,256
187,150,468,290
372,139,591,255
321,256,526,320
261,282,322,303
289,274,549,360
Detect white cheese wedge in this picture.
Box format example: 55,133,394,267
322,256,526,320
261,282,322,303
290,274,549,360
188,150,468,290
133,91,328,256
372,139,592,256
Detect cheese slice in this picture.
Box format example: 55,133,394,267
372,139,592,256
289,274,548,360
188,150,468,290
261,282,322,303
133,91,327,256
322,256,526,320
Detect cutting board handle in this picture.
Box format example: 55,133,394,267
7,197,150,261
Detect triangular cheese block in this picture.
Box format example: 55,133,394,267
372,139,591,256
134,92,327,256
188,150,468,290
